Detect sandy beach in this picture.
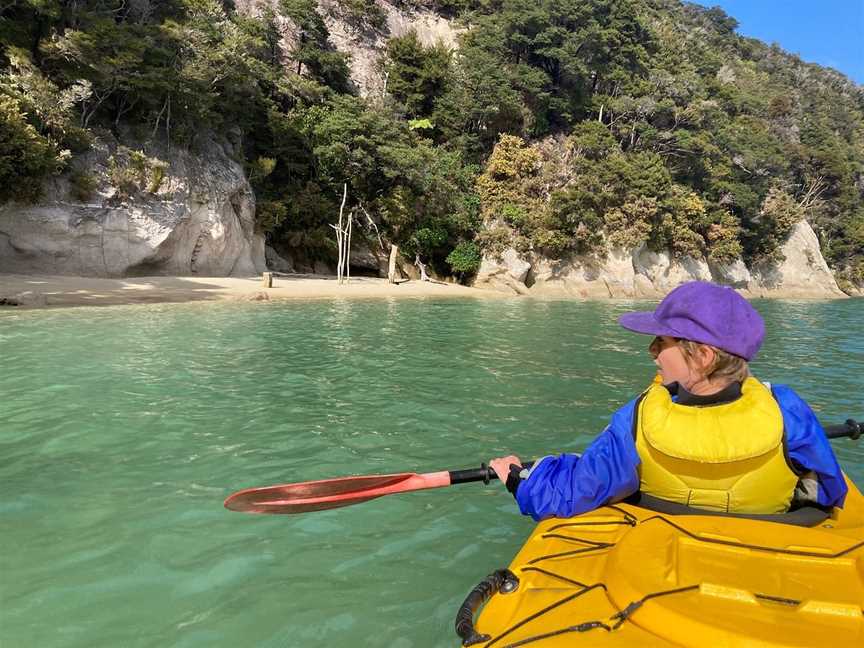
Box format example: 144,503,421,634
0,273,504,309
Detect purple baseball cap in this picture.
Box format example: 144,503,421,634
618,281,765,360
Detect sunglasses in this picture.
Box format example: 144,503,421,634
649,336,680,358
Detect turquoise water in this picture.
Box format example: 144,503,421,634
1,297,862,647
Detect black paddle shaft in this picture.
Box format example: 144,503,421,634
449,461,536,485
449,419,860,485
825,419,862,440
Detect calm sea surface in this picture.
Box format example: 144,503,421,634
1,297,862,647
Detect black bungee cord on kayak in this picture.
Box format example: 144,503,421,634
499,584,703,648
455,505,864,647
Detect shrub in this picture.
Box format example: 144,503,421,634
476,136,543,251
706,208,744,263
760,185,803,238
546,187,605,255
501,203,528,227
567,120,619,161
249,156,277,184
476,225,511,257
69,169,99,202
655,187,707,257
107,154,138,198
446,240,482,277
108,147,169,197
0,96,63,203
334,0,387,33
604,197,658,249
148,160,169,193
530,228,570,257
257,200,290,233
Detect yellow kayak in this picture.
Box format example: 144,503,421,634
459,476,864,647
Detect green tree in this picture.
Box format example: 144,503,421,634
446,240,482,278
0,95,64,203
384,31,451,118
279,0,350,90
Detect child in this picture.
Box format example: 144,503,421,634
490,281,847,520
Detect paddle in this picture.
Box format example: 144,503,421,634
224,418,860,515
223,464,508,514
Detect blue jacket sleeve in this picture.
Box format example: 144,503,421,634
773,385,848,508
514,399,642,521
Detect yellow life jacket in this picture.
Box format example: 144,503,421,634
634,377,799,514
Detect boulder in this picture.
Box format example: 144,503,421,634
632,247,712,294
266,245,295,273
349,240,387,276
231,290,271,302
474,248,531,294
0,290,47,307
709,258,752,288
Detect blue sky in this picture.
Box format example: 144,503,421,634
689,1,864,84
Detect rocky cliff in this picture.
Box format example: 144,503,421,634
475,219,846,298
0,134,266,278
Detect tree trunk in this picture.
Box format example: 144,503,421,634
337,183,347,283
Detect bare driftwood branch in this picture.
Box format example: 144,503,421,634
798,175,828,212
330,183,349,284
337,182,347,283
359,203,385,251
414,254,430,282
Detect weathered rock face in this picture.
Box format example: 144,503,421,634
747,220,846,298
326,0,462,98
265,245,295,274
474,220,846,299
0,135,266,277
528,248,637,298
475,248,532,295
236,0,462,98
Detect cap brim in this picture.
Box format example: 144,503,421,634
618,312,681,337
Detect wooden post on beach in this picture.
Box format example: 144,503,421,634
262,272,273,288
387,244,399,284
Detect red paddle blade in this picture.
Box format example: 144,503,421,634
224,471,451,514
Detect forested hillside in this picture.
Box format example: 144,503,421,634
2,1,862,288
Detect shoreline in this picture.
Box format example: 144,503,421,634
0,273,855,310
0,273,503,309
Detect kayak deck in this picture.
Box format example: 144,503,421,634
472,478,864,647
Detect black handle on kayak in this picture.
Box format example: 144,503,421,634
455,569,520,646
449,461,536,485
824,419,861,441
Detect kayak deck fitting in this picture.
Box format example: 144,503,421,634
460,476,864,647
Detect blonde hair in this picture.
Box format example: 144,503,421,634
677,339,750,384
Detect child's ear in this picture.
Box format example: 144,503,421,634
698,345,716,371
